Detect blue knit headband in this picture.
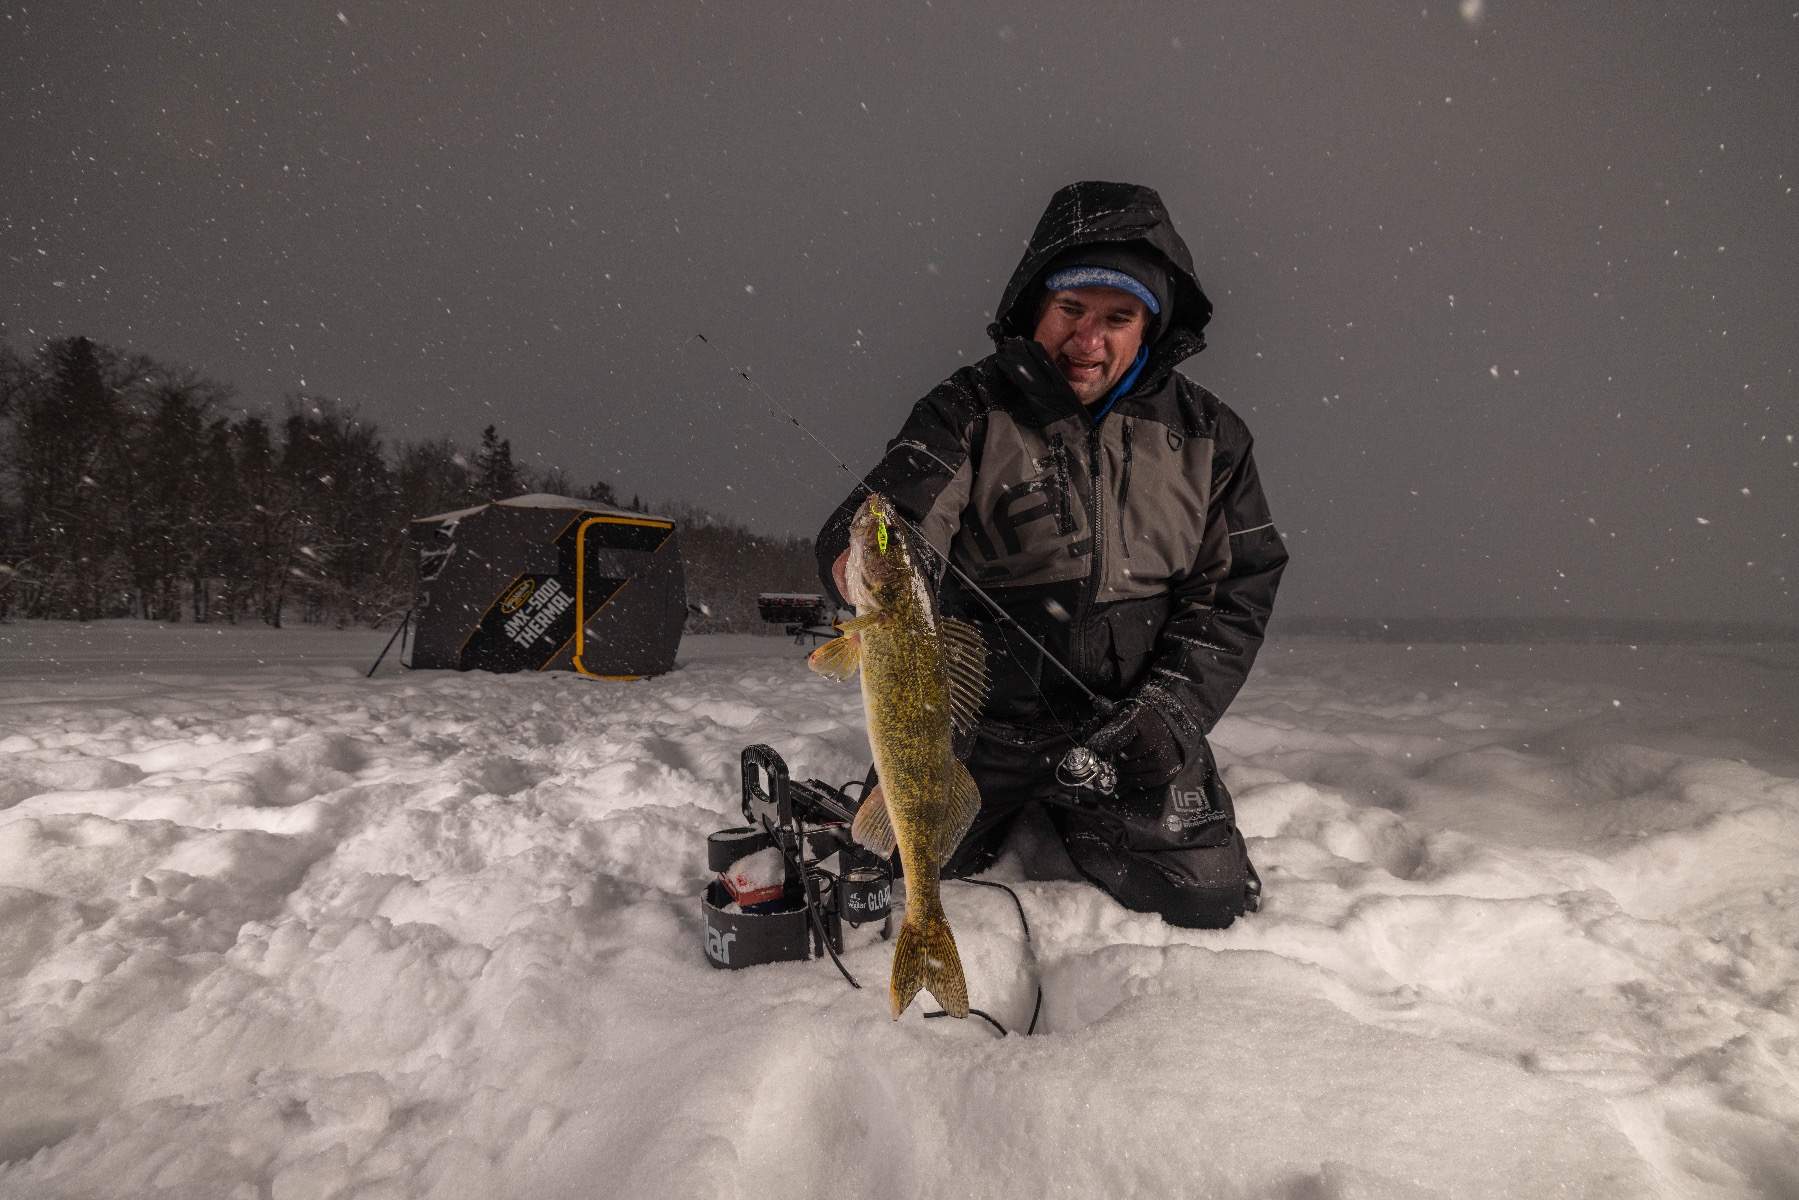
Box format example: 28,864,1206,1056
1043,265,1161,314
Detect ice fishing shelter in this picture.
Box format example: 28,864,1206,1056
408,494,685,678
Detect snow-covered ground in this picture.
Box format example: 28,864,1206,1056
1,621,1797,1199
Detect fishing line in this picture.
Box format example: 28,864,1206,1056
686,330,1102,1033
683,330,1111,726
684,327,1107,782
689,333,863,496
658,334,846,521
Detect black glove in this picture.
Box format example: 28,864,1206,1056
1109,704,1185,788
1080,699,1187,790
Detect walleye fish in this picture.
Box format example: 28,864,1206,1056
809,493,988,1019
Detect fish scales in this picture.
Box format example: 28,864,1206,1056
810,492,985,1019
862,582,954,964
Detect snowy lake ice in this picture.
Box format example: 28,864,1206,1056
0,620,1796,1198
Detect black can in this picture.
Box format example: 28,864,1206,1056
838,866,892,926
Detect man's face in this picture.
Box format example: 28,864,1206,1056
1032,286,1150,406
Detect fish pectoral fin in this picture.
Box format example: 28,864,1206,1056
807,633,863,682
939,617,990,737
836,611,887,634
850,785,899,857
932,760,983,867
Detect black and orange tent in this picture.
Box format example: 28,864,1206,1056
407,494,685,678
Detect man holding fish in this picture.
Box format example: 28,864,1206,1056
813,181,1286,1015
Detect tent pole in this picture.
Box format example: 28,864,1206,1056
366,608,414,678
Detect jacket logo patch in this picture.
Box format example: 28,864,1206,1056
989,480,1058,557
1162,786,1224,832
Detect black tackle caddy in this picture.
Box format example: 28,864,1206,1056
701,745,893,970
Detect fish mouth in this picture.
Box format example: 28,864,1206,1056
852,492,896,540
848,493,906,603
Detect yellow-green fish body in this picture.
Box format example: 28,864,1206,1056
810,494,987,1019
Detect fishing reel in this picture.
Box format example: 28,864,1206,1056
700,745,894,971
1054,744,1118,797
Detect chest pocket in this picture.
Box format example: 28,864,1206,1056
1105,421,1215,601
955,414,1090,587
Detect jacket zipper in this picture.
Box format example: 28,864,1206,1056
1117,420,1133,560
1049,435,1076,535
1083,423,1105,627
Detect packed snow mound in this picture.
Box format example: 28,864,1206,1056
1,626,1797,1197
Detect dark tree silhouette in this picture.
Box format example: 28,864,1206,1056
0,335,813,630
6,337,138,618
475,425,524,501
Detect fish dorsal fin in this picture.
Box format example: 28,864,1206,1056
933,760,982,866
938,617,990,737
850,785,898,857
808,633,862,682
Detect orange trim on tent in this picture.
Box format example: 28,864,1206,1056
573,515,675,678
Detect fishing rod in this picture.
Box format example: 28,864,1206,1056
687,332,1123,795
687,333,1101,1025
688,333,1115,719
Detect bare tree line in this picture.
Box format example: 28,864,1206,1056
0,334,817,630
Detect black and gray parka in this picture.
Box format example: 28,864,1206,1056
817,181,1287,750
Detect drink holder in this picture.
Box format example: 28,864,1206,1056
701,878,835,970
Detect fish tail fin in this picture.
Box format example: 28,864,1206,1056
890,908,969,1020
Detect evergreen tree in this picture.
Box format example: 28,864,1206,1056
192,417,242,621
475,425,524,501
396,437,478,521
7,337,135,619
233,415,302,627
0,343,25,619
127,371,219,620
281,399,398,625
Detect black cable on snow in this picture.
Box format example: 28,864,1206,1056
759,815,861,991
924,1007,1010,1037
922,878,1044,1036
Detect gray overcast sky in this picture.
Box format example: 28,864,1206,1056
3,1,1794,621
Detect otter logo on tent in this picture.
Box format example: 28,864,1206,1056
499,579,536,614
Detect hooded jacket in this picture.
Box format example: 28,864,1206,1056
816,181,1286,747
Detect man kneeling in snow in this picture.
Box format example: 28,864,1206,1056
817,181,1286,928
